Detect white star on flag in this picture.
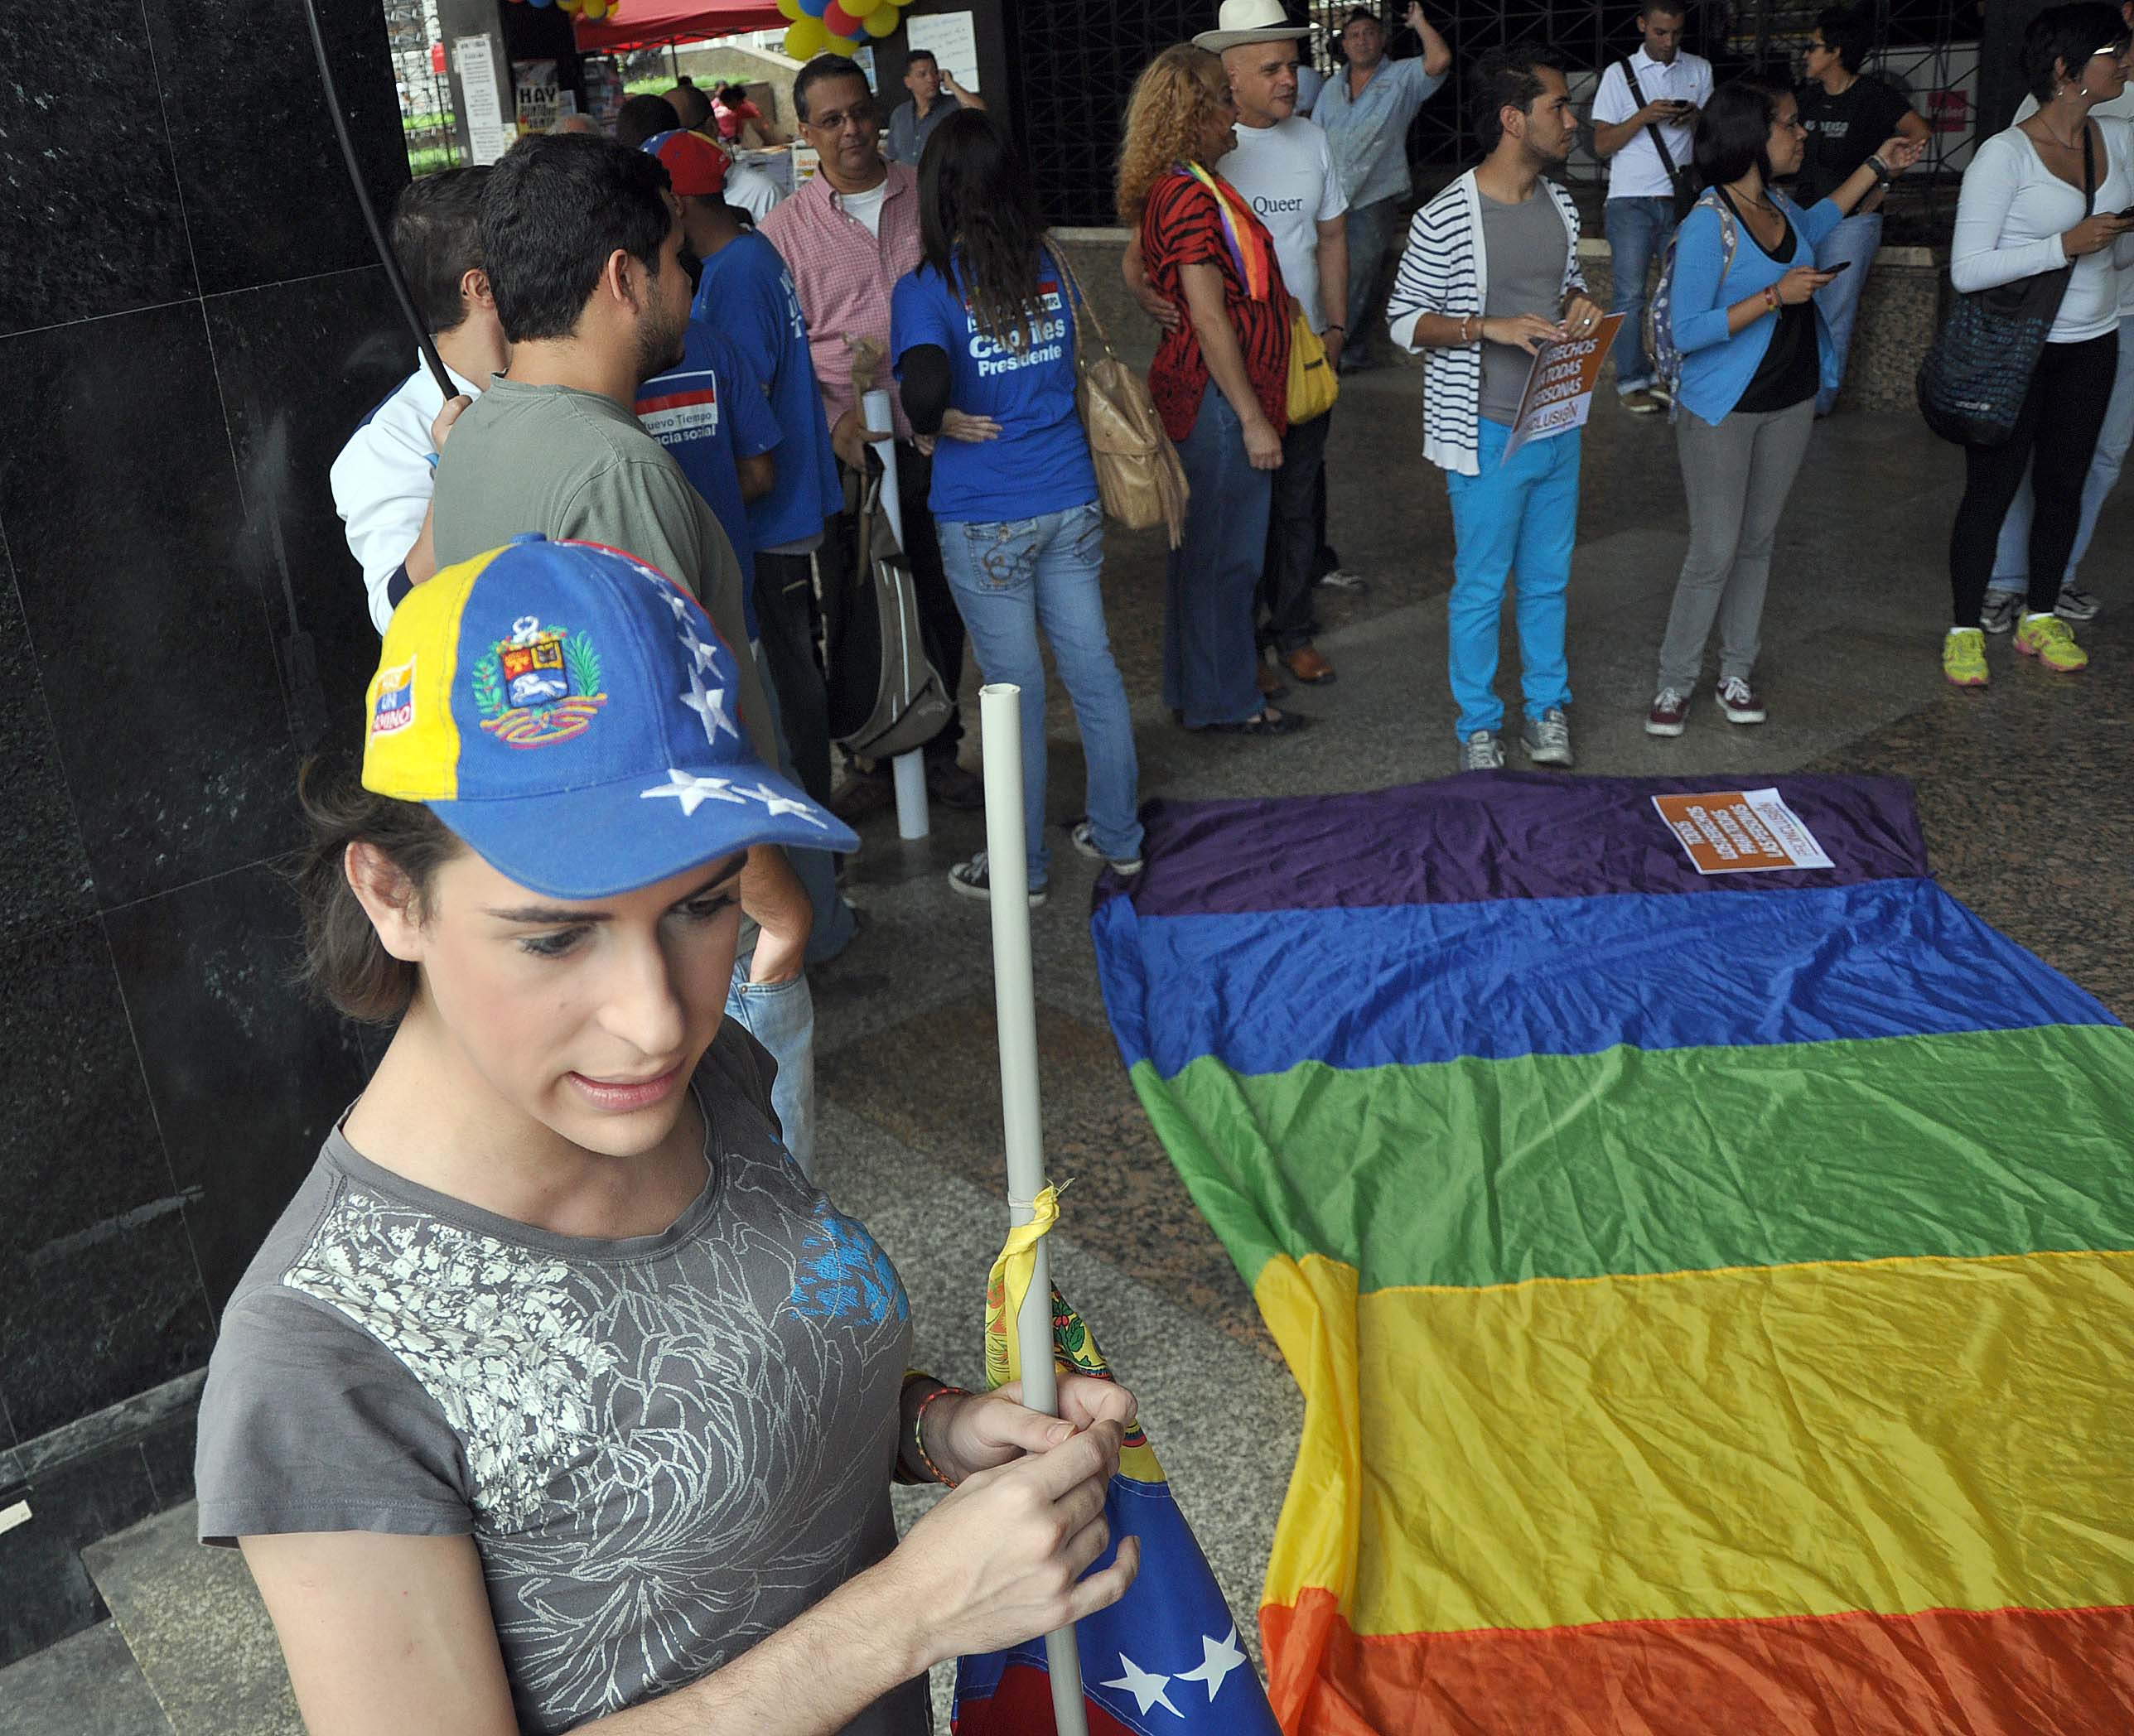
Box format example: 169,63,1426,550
661,589,693,621
678,667,740,747
733,782,828,828
1100,1654,1180,1719
639,769,746,816
1176,1627,1248,1700
683,631,722,674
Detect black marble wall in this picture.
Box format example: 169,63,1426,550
0,0,413,1665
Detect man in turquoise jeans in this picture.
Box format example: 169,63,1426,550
1388,48,1603,770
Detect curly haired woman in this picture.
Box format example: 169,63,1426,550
1118,44,1301,736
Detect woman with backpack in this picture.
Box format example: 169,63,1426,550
1644,76,1921,737
891,110,1145,907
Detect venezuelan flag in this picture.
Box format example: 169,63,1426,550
953,1191,1283,1735
1090,771,2134,1734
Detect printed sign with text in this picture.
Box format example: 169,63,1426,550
1502,313,1625,463
1652,788,1836,875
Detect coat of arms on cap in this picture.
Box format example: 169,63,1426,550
472,615,608,747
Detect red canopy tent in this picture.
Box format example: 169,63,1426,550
572,0,789,54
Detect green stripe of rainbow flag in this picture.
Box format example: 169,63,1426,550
1092,774,2134,1733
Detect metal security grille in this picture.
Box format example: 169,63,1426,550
1016,0,1217,227
384,0,463,177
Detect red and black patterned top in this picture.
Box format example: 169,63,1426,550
1140,168,1292,445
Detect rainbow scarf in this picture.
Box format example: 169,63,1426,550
1178,161,1274,301
1092,771,2134,1733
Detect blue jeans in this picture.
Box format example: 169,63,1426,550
939,501,1141,886
1812,211,1881,417
1444,420,1581,738
751,639,856,966
1166,383,1273,728
1605,196,1676,393
1989,310,2134,596
1343,196,1405,364
724,957,817,1179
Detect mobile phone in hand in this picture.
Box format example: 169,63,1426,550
1822,259,1852,275
2117,205,2134,219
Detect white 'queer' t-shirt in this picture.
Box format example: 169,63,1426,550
1220,118,1350,330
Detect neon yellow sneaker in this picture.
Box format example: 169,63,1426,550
1942,627,1989,687
2015,611,2089,673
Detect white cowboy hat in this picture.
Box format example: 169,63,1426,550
1192,0,1311,52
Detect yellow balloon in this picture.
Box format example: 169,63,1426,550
862,5,897,36
776,0,803,16
822,31,857,55
784,16,828,56
580,0,607,17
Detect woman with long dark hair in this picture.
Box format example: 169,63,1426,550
891,109,1144,906
1118,44,1300,738
1644,75,1920,737
1942,2,2134,686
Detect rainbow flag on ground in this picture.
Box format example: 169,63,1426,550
1090,771,2134,1734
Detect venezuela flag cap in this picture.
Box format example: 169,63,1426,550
361,533,856,899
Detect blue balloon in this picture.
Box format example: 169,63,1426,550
529,0,554,8
798,0,828,15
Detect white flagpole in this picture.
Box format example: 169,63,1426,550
862,387,930,841
978,682,1090,1736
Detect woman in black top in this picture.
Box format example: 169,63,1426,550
1796,7,1931,412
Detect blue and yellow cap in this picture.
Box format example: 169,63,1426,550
361,535,857,899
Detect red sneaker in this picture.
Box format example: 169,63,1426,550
1645,687,1689,737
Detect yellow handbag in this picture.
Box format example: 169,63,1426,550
1287,307,1340,424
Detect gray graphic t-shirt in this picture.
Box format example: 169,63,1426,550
196,1025,925,1735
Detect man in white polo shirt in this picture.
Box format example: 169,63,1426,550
1590,0,1711,412
1143,0,1351,687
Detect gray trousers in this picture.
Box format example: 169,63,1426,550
1657,398,1816,694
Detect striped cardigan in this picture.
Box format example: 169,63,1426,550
1385,171,1586,476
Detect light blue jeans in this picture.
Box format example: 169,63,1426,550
1988,310,2134,597
751,638,857,966
1605,195,1676,393
1443,420,1581,738
725,956,817,1179
1813,211,1881,417
938,500,1142,887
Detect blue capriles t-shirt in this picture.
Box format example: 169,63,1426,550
637,322,782,640
693,231,842,554
889,247,1099,524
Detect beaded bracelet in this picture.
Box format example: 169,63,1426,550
914,1382,972,1488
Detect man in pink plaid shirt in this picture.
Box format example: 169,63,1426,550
760,55,981,811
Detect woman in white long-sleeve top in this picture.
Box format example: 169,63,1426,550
1943,1,2134,686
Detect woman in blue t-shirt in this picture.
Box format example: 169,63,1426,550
891,110,1143,908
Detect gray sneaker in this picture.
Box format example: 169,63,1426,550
1980,590,2022,635
2056,581,2102,622
1458,729,1506,771
1519,706,1574,767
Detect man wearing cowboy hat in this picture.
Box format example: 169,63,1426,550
1314,2,1451,372
1174,0,1352,689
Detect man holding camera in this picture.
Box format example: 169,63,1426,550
1591,0,1712,413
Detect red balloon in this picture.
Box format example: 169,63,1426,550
822,2,859,33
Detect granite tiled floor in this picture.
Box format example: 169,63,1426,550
7,382,2127,1732
814,378,2134,1706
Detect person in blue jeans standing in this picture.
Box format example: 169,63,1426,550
1794,8,1929,417
1388,46,1603,770
891,110,1143,907
1590,0,1713,412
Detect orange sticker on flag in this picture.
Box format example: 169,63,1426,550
1652,788,1835,875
